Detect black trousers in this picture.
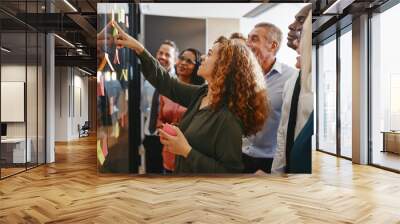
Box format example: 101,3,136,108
143,135,164,173
242,153,273,173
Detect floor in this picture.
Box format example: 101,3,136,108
372,150,400,171
0,136,400,223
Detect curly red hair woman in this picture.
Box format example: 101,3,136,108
208,36,269,136
111,21,269,173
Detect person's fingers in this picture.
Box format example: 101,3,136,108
114,39,129,49
112,20,126,37
97,35,113,44
114,33,126,42
97,39,113,47
97,21,113,38
159,137,169,146
170,125,183,137
158,128,172,140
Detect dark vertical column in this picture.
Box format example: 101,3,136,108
0,17,2,179
315,45,319,151
336,26,341,157
37,0,39,167
128,3,141,173
25,0,28,171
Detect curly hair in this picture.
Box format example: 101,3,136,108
209,36,270,136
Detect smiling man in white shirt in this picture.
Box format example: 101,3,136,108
243,23,298,173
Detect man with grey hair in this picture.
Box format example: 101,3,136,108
243,22,297,173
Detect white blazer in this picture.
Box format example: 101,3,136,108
271,71,313,173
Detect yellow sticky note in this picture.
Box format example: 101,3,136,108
114,122,120,138
118,9,125,23
97,140,105,165
121,69,128,81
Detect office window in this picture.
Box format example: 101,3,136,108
0,0,46,179
318,36,337,154
371,3,400,171
339,28,352,158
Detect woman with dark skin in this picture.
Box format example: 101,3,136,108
157,48,204,173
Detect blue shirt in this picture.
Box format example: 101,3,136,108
243,60,297,158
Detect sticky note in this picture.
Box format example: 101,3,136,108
121,69,128,81
104,53,115,72
163,124,177,136
105,71,111,81
97,140,105,165
118,9,125,23
109,96,114,115
97,71,102,82
114,122,120,138
113,48,120,65
102,137,108,157
97,74,105,96
111,71,117,81
98,56,107,72
112,26,119,37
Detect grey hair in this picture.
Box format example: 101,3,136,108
254,22,283,54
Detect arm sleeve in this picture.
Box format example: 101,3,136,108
137,49,201,108
185,116,244,173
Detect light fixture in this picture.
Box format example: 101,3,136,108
1,47,11,53
323,0,355,15
54,34,75,48
243,3,276,18
78,67,93,76
63,0,78,12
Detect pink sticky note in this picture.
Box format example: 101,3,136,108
163,123,177,136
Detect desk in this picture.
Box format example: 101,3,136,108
1,138,31,163
382,131,400,154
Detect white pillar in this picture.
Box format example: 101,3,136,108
46,32,55,163
352,14,369,164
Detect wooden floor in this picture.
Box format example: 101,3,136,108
1,136,400,223
372,150,400,171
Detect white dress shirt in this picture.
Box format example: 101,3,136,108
141,67,175,136
242,60,297,158
271,71,313,173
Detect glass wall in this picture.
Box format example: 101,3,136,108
339,27,352,158
317,35,337,155
0,0,46,179
97,3,139,173
371,3,400,171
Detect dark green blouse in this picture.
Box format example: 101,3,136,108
138,49,244,173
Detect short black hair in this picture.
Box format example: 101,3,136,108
160,40,179,56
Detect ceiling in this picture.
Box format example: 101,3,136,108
0,0,98,73
1,0,396,72
140,3,261,19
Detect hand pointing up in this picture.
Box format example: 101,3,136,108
112,20,145,55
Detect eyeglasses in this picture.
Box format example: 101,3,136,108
178,55,196,65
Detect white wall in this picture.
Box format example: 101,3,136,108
54,67,89,141
206,18,240,51
1,64,46,163
240,3,307,68
1,65,36,138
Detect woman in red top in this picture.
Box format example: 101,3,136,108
158,48,205,173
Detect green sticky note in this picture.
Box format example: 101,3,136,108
97,140,105,165
112,27,119,37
